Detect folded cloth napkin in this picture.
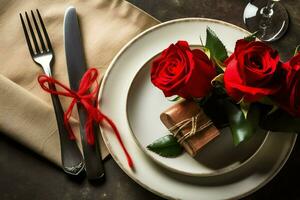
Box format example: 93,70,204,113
0,0,159,166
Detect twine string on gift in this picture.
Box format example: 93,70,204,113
168,113,213,144
37,68,133,168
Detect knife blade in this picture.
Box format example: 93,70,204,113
63,6,104,180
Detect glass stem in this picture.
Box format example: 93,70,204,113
263,0,276,16
259,0,277,37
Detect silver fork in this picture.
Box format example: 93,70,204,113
20,9,84,175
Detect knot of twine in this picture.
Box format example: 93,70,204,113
168,113,213,144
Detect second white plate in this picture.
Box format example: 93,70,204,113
127,56,269,177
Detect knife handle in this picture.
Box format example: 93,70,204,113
49,82,84,175
77,103,105,180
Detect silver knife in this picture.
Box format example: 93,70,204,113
63,6,104,180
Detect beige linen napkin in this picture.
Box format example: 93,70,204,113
0,0,159,166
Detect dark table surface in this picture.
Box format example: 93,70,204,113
1,0,300,199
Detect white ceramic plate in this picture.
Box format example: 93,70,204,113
127,53,268,177
99,18,297,200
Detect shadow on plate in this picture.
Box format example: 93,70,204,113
193,128,267,172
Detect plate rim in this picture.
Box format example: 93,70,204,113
99,17,298,199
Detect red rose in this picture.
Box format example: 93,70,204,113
224,39,281,102
273,53,300,116
151,41,216,99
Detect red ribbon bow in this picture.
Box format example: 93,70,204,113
38,68,133,168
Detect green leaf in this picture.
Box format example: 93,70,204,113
214,59,226,73
259,97,275,105
294,45,300,56
197,94,211,107
201,96,229,129
199,36,204,47
147,135,183,157
202,47,211,59
258,97,278,115
267,105,278,115
223,101,260,145
213,83,227,97
260,109,300,132
211,73,224,86
244,31,258,42
205,27,228,62
239,100,251,119
167,95,181,102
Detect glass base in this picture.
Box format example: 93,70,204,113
243,0,289,42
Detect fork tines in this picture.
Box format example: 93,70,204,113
20,9,52,56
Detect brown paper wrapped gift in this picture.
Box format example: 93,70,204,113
160,100,220,156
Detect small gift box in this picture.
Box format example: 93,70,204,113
160,100,220,156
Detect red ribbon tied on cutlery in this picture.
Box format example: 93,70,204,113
38,68,133,168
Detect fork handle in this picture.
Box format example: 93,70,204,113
48,82,84,175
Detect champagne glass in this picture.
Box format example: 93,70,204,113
243,0,289,42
